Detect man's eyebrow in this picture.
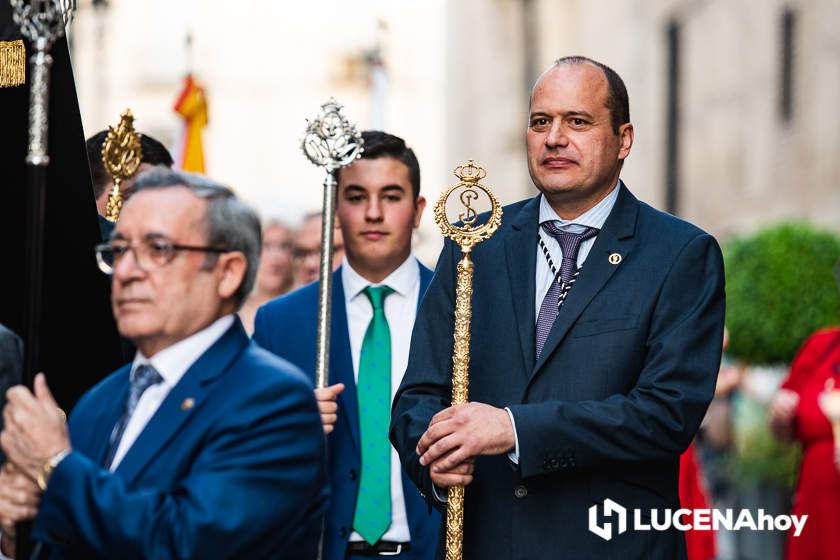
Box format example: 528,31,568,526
528,110,596,120
381,185,406,193
562,110,595,120
143,232,170,242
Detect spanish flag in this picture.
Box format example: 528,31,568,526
173,74,207,173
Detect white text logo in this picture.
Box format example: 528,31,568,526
587,500,808,541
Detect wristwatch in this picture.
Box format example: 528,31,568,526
36,449,71,491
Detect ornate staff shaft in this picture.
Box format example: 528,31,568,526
445,253,474,560
11,2,76,557
434,161,502,560
301,99,363,388
314,171,338,388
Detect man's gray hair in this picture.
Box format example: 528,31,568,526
133,166,261,308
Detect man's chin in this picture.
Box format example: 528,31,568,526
115,318,156,341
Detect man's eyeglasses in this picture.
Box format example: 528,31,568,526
95,238,230,275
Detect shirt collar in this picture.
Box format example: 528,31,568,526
341,254,419,302
538,179,622,230
131,315,235,386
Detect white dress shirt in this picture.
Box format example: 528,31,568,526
534,182,620,317
507,182,620,464
342,256,420,544
108,315,235,470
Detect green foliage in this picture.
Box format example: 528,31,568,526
724,222,840,365
730,393,801,489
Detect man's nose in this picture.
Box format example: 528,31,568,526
365,199,383,221
545,121,569,148
112,247,145,282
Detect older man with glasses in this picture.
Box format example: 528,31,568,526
0,168,327,559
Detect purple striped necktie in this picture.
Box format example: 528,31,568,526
535,222,599,358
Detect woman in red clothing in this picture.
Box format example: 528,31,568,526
770,326,840,559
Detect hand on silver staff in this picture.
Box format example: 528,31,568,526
314,383,345,434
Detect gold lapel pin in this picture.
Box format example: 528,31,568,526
181,398,195,411
609,253,622,265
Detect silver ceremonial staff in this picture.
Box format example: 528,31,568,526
10,1,76,557
301,99,363,389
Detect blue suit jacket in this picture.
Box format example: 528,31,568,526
33,319,328,559
254,263,441,560
390,186,726,560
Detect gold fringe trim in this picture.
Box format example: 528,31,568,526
0,40,25,88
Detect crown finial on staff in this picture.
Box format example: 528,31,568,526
301,98,364,172
102,109,142,222
434,160,503,253
11,0,76,49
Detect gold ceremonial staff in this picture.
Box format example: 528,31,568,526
103,109,142,222
434,160,502,560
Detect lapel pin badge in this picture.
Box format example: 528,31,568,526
609,253,622,265
181,398,195,411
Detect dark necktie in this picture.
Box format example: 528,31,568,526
353,285,394,544
535,222,599,357
103,364,164,468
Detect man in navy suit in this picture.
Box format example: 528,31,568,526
390,56,726,559
254,131,441,559
0,168,327,559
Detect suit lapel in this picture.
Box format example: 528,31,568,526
114,320,249,483
331,272,361,452
417,262,433,310
505,196,540,375
531,185,639,377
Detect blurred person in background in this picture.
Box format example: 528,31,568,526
769,264,840,559
85,131,174,242
239,219,296,334
681,328,744,560
294,212,344,287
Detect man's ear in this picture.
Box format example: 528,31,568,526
413,196,427,228
618,123,634,162
217,252,247,300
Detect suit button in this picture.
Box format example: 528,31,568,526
514,485,528,499
338,527,348,538
349,469,357,481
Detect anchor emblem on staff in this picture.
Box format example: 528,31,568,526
433,160,502,560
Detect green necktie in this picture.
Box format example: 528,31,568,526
353,285,395,544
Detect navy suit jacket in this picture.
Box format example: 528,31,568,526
254,263,442,560
33,319,328,559
390,186,726,560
